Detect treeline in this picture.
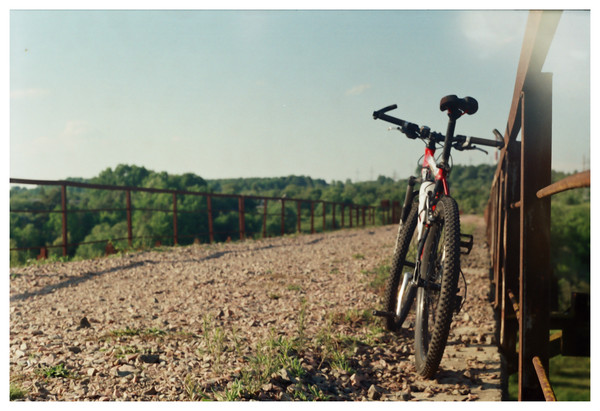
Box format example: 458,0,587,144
548,171,590,311
10,164,590,301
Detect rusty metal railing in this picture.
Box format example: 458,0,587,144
10,177,386,261
485,10,590,401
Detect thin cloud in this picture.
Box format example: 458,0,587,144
61,120,90,138
345,84,371,96
459,11,527,58
10,88,50,99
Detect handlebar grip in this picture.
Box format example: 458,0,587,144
468,136,504,148
373,104,398,119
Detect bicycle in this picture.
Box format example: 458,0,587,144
371,95,504,378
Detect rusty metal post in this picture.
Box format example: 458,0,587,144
172,193,178,245
362,206,366,227
207,195,214,243
322,202,326,231
518,72,553,401
332,203,336,229
532,356,557,401
501,140,521,374
126,190,133,248
493,174,504,308
281,199,286,236
262,199,268,238
238,196,245,240
312,202,317,233
297,201,302,233
381,200,390,225
61,184,68,257
537,170,590,198
37,246,48,260
349,206,353,228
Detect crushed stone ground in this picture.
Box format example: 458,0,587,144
10,215,501,401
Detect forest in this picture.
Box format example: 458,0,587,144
10,163,589,305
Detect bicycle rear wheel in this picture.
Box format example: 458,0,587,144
414,195,460,378
382,201,419,331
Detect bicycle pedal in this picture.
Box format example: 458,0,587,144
460,233,473,255
372,310,396,319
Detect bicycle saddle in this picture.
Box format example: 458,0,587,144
440,95,478,115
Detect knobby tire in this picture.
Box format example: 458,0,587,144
414,195,461,378
382,201,419,331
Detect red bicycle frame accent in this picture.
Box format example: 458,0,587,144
422,147,450,196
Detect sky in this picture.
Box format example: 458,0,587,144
8,5,592,184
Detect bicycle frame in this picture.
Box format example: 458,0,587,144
415,115,458,249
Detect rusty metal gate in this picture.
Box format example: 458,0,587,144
485,10,590,401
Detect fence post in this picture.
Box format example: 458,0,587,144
381,200,389,225
362,206,366,227
262,199,268,238
281,199,286,236
310,201,315,234
61,184,68,257
238,196,245,240
126,190,133,248
349,206,353,228
502,141,521,375
172,193,178,245
518,72,553,401
322,202,326,232
207,195,214,243
38,246,48,260
332,203,336,229
297,201,302,233
341,205,345,228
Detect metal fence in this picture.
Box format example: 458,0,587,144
10,177,387,260
484,10,590,401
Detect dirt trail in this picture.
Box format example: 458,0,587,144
10,215,501,401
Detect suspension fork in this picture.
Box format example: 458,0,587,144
408,222,431,288
401,176,417,223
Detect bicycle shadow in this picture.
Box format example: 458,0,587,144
10,260,151,302
10,238,315,303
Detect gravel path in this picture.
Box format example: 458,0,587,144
10,215,501,401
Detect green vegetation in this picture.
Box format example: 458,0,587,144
9,383,27,401
184,300,380,401
550,355,591,400
507,355,590,401
549,171,590,312
362,261,392,293
10,163,500,265
36,363,72,379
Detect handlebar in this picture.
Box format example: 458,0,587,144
373,104,504,150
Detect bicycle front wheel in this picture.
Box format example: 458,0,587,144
382,200,419,331
414,195,460,378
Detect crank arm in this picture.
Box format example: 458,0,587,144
372,310,397,319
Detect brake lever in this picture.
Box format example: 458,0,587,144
452,140,488,155
388,125,419,139
472,146,488,155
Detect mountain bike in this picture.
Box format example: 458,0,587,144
371,95,504,378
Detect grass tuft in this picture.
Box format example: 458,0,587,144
10,383,27,400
